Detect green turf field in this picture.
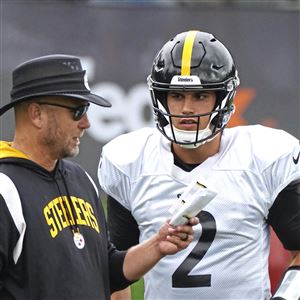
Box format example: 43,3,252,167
131,279,144,300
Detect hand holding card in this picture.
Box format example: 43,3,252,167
169,182,217,226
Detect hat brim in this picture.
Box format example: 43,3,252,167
0,92,111,116
60,93,112,107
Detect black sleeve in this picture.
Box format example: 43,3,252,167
107,195,140,250
267,180,300,250
108,242,134,293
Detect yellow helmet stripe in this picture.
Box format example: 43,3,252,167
181,30,198,76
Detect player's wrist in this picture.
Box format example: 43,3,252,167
271,266,300,300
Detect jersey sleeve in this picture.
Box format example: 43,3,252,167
0,173,25,275
98,128,157,211
261,133,300,204
0,194,21,281
263,134,300,250
98,152,131,211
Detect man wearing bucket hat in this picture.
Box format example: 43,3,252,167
0,54,198,300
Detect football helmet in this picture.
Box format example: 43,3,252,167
148,30,240,148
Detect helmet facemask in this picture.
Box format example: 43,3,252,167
148,30,240,148
149,79,238,148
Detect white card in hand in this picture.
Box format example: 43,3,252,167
169,182,217,226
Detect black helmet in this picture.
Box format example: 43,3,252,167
147,30,240,148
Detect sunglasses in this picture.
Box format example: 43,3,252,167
38,102,90,121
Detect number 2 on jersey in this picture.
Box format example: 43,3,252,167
172,211,216,288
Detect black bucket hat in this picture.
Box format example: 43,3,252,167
0,54,111,116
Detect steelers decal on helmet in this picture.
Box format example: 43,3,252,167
170,31,202,85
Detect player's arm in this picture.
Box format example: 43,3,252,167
107,196,140,300
107,195,140,249
267,180,300,300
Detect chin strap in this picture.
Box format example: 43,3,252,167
271,266,300,300
164,125,213,149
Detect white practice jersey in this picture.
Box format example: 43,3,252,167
99,125,300,300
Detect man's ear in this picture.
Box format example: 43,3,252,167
27,102,44,128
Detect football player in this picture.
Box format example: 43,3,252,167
98,30,300,300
